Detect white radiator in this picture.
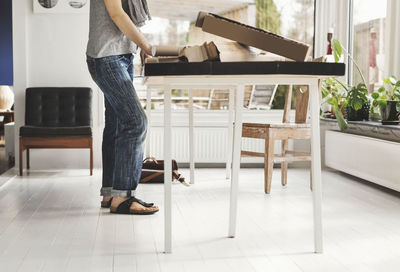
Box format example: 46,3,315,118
147,127,288,163
325,130,400,192
145,110,296,164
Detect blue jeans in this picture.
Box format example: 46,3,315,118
86,54,147,197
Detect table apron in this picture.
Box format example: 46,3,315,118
145,75,326,87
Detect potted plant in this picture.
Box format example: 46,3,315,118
331,39,371,122
345,83,370,121
371,76,400,124
322,78,348,131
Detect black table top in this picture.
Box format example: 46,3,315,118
144,61,345,77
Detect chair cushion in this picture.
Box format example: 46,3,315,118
25,87,92,127
20,125,92,137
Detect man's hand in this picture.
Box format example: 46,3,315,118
140,48,150,65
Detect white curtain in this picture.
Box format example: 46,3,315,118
384,0,400,77
315,0,350,58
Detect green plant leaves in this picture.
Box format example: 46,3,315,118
370,77,400,113
327,97,337,106
389,76,397,85
353,101,363,111
333,107,348,131
346,83,369,111
332,39,342,63
371,92,379,99
378,100,387,108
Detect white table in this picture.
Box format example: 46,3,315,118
144,61,345,254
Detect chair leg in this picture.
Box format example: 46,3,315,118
264,133,274,194
89,138,93,176
281,139,288,186
26,149,30,169
19,138,23,176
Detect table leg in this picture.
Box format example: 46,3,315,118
164,87,172,253
189,90,195,184
228,85,244,238
226,88,234,180
145,87,152,158
310,80,323,253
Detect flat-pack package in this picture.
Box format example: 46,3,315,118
195,12,310,61
146,42,219,63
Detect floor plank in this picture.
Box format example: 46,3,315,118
0,168,399,272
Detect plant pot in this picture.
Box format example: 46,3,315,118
380,100,400,125
345,102,370,121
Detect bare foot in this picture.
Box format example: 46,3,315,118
130,202,159,214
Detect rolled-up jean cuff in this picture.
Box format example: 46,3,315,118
100,187,112,196
111,189,136,197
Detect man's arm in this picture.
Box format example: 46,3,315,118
104,0,152,55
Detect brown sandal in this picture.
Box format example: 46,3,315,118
110,197,159,215
101,197,113,208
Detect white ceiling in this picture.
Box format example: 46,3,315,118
148,0,254,21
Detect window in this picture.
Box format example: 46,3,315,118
270,0,314,56
260,0,315,109
351,0,387,92
137,1,315,111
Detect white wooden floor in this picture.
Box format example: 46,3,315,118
1,168,400,272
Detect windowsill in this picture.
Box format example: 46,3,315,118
320,117,400,143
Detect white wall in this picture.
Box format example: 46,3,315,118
12,0,312,171
13,0,103,169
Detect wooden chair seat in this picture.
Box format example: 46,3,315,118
242,123,311,140
243,122,311,128
241,85,312,194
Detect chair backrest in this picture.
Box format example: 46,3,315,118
25,87,92,127
295,86,309,124
282,85,309,124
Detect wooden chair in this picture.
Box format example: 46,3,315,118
19,87,93,176
241,85,311,194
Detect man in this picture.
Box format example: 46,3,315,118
86,0,159,215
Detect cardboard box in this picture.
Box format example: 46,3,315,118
179,42,220,62
147,41,286,63
147,42,220,63
215,41,285,62
154,45,184,57
196,12,310,61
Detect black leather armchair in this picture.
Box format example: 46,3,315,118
19,87,93,176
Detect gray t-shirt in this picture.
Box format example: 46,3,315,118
86,0,138,58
